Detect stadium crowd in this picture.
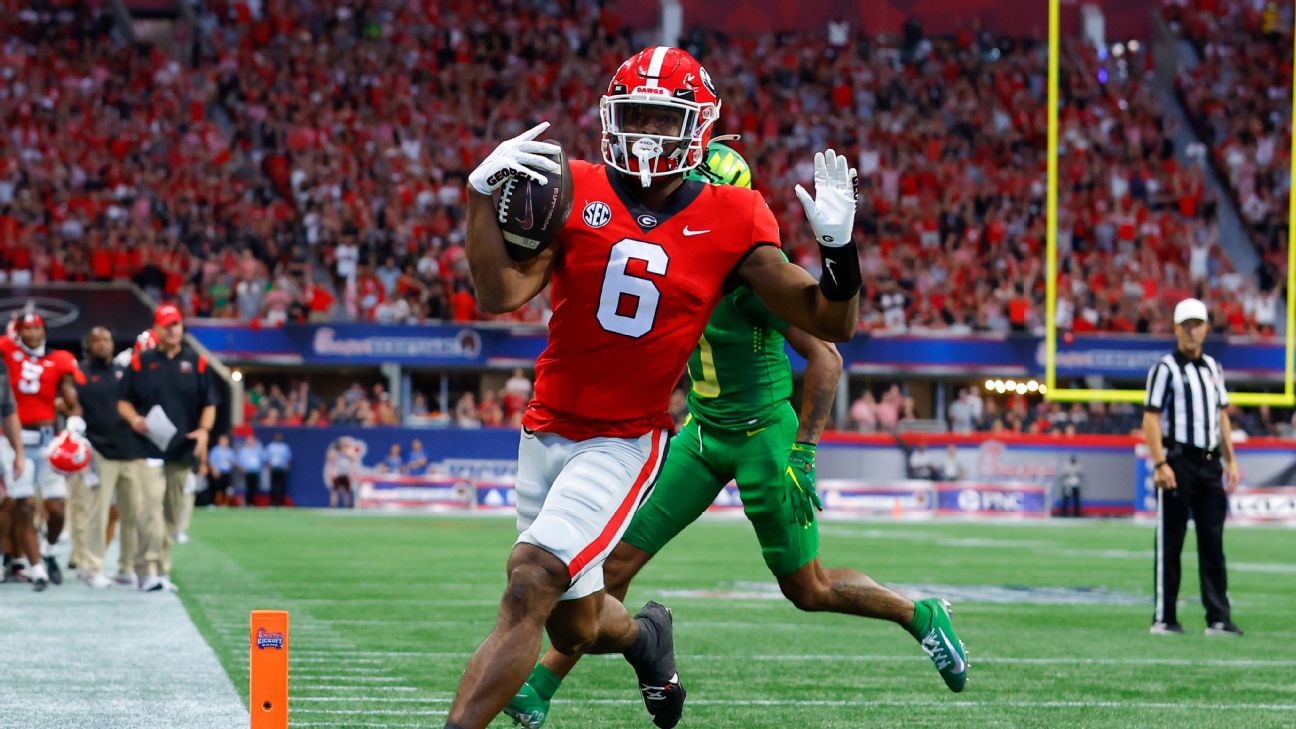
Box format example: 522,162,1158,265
2,1,1269,336
1166,0,1290,336
243,368,534,429
1168,0,1291,257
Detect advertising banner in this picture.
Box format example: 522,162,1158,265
1229,487,1296,525
475,481,518,511
934,482,1049,518
355,476,473,511
188,323,547,367
195,323,1289,381
255,426,1296,521
819,480,934,518
1135,443,1296,525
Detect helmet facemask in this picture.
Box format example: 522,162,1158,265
601,94,719,188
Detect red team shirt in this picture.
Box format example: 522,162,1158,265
0,337,84,425
523,160,781,440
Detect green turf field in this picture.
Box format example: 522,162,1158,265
175,510,1296,728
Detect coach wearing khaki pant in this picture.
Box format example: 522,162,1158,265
118,305,217,592
72,327,148,588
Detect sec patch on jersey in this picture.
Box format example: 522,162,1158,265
496,142,572,261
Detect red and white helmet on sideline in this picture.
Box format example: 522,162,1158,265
134,328,158,352
47,430,92,475
600,46,721,187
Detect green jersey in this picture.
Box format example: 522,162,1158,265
685,286,792,429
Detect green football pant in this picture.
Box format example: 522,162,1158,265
622,403,818,577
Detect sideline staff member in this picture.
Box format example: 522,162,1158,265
118,305,217,592
1142,298,1242,637
73,327,146,589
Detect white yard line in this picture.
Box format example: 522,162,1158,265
289,649,1296,668
284,695,1296,714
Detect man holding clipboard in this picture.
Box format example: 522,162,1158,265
117,305,218,592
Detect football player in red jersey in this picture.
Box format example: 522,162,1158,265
447,47,860,729
0,312,87,591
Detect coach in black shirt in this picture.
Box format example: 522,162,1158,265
1142,298,1241,637
118,305,217,591
74,327,147,587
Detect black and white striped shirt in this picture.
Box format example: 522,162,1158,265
1144,351,1229,450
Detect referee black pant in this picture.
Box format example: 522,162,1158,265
1154,452,1232,626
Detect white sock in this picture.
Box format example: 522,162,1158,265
29,561,48,581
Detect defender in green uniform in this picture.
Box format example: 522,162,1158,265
506,143,968,729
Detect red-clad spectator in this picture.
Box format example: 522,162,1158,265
451,285,478,322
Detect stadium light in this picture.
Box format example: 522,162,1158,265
1044,0,1296,407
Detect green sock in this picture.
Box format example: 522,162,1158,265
529,663,563,702
906,600,931,639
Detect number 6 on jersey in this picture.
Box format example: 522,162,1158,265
597,239,669,338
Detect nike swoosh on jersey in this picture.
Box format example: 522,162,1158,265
682,226,710,236
746,427,768,437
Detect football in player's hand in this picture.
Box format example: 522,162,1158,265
496,142,572,262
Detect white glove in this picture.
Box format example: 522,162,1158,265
794,149,857,247
66,415,87,436
468,121,562,195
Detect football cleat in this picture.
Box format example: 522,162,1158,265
45,556,63,585
913,598,969,692
1205,621,1244,637
503,681,550,729
627,601,686,729
29,561,50,592
1149,622,1185,635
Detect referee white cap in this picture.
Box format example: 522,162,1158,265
1174,297,1208,324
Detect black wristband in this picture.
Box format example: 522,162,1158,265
817,240,861,302
1154,460,1167,469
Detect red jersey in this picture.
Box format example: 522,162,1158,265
0,337,84,426
524,161,781,440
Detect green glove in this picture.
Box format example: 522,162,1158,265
785,442,822,527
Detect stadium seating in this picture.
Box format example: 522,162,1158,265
2,2,1240,335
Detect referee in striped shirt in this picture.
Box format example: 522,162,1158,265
1142,298,1242,637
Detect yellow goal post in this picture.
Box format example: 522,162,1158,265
1043,0,1296,406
